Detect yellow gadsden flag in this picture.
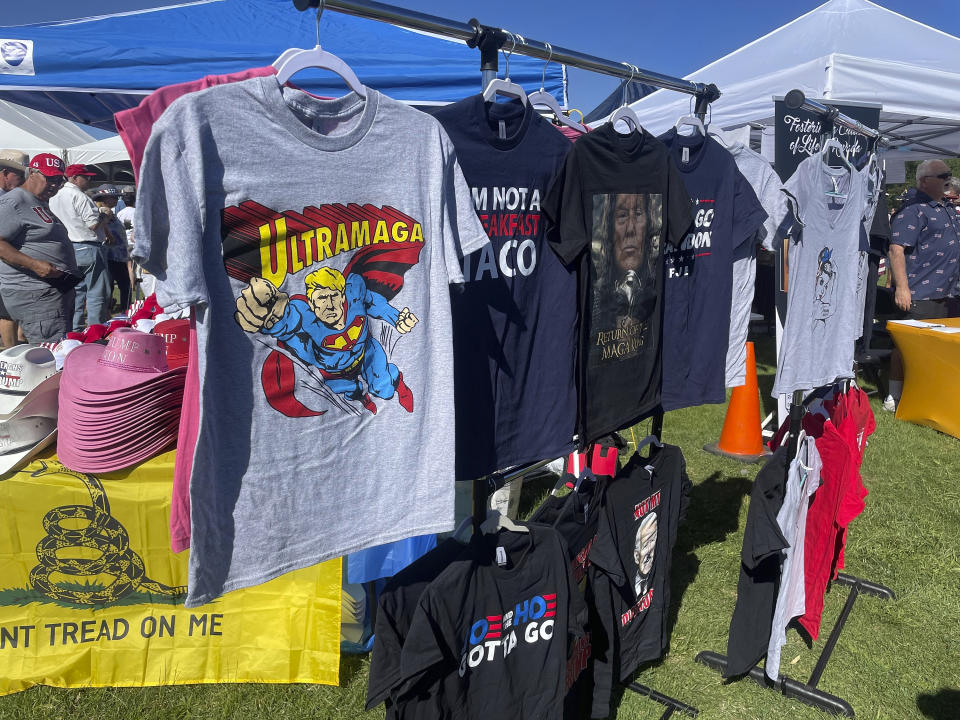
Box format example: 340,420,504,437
0,450,341,695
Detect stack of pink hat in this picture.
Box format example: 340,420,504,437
58,328,186,473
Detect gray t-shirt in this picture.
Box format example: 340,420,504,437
135,78,488,608
773,156,869,397
0,187,79,291
766,433,821,681
725,143,787,387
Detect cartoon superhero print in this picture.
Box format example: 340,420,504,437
219,200,427,418
813,246,837,325
234,267,418,415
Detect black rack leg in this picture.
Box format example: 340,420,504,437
834,572,896,599
626,682,698,718
809,583,860,687
695,572,894,718
694,651,854,717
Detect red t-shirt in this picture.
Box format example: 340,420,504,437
114,66,277,180
798,417,867,640
170,313,199,553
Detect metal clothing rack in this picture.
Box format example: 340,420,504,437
697,384,894,717
292,0,721,119
290,1,715,716
698,93,894,713
784,89,886,145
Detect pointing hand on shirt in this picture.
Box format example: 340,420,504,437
235,276,289,332
395,307,419,334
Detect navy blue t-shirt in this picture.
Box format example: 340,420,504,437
431,95,576,480
658,130,767,411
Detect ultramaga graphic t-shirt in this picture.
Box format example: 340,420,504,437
134,78,488,607
658,130,767,410
431,95,576,480
588,444,690,717
543,125,693,443
398,524,587,720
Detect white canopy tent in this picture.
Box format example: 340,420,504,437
0,99,94,158
616,0,960,181
67,135,129,165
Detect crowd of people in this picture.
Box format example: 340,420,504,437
0,149,137,344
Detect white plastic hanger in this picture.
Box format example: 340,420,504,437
482,31,528,105
527,43,587,133
820,137,852,199
675,100,705,136
480,508,529,534
608,63,643,135
273,0,366,98
821,137,853,172
272,49,298,69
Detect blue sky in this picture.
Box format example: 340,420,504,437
4,0,959,113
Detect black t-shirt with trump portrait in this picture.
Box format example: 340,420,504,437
544,124,693,443
587,444,690,718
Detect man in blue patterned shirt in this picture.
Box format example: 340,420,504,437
885,159,960,411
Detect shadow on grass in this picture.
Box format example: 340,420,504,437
664,471,752,646
917,688,960,720
339,652,367,687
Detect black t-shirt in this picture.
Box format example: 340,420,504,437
398,524,588,720
529,482,602,587
587,444,691,718
529,485,603,720
431,95,576,480
724,448,789,678
658,130,767,411
543,125,693,443
367,538,472,718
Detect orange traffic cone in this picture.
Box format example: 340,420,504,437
703,341,771,463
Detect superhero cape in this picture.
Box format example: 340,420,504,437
221,201,424,417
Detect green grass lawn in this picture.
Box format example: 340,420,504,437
2,338,958,719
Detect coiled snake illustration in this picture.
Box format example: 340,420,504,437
27,461,186,606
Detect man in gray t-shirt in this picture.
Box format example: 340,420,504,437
0,153,79,342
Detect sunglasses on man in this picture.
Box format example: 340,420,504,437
925,172,953,180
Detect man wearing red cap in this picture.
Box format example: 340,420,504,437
49,163,111,330
0,154,79,342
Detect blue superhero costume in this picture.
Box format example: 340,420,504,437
262,274,411,411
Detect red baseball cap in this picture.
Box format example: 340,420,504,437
28,153,65,177
152,318,190,369
65,164,97,178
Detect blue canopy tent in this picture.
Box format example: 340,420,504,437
0,0,565,131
